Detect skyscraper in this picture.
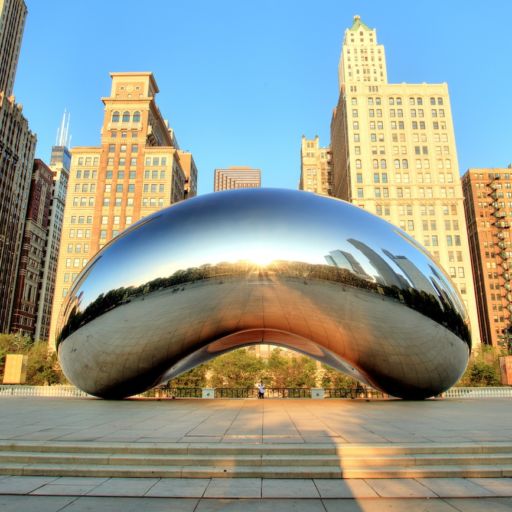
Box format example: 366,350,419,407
48,72,197,347
0,0,36,333
0,0,26,97
330,16,481,346
10,159,53,337
462,167,512,348
214,166,261,191
299,136,332,195
34,113,71,341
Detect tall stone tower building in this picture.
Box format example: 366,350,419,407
299,135,332,195
48,72,197,347
34,113,72,341
0,0,36,333
0,0,26,97
10,159,53,336
330,16,481,346
462,167,512,348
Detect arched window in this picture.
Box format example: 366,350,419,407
402,159,409,169
445,159,451,169
380,159,387,169
111,111,119,122
394,159,400,169
122,111,130,122
132,111,141,123
373,159,379,169
355,159,362,169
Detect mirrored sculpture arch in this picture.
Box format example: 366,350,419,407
57,189,471,399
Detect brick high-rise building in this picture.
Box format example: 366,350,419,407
0,0,26,97
49,72,197,347
0,0,36,333
329,16,481,346
10,160,53,336
462,167,512,348
299,135,332,195
214,166,261,192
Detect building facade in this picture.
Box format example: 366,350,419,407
299,135,332,195
0,92,36,333
462,167,512,348
10,159,53,336
214,166,261,191
49,72,194,346
329,16,481,346
34,115,71,341
0,0,26,97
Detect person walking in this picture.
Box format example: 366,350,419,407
257,381,265,399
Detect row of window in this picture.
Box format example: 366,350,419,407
111,131,138,138
67,243,90,253
65,258,88,268
75,170,97,179
108,144,138,153
77,157,99,166
111,111,141,123
352,108,445,118
353,96,444,106
356,187,457,199
101,216,133,226
375,203,458,218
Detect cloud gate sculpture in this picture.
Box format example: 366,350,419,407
57,189,471,399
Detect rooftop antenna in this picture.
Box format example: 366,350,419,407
56,109,71,147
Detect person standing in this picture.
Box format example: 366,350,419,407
257,381,265,399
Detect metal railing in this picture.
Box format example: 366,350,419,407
1,384,512,399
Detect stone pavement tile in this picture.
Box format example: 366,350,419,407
416,478,495,498
0,476,58,494
262,478,320,498
204,478,261,498
59,496,199,511
31,483,102,496
323,498,459,512
145,478,210,497
53,477,109,485
444,497,512,511
195,498,326,512
365,478,437,498
180,436,223,443
86,477,159,497
314,478,379,498
0,495,77,512
468,478,512,497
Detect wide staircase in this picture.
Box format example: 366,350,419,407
0,440,512,479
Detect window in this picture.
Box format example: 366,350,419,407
131,144,138,153
394,159,400,169
130,158,137,166
122,111,130,122
380,159,386,169
356,173,363,183
116,184,123,193
100,230,107,239
105,184,111,192
132,111,141,122
111,111,119,122
402,159,408,169
128,184,135,192
108,144,115,153
120,144,127,152
357,188,364,198
118,170,125,179
355,159,362,169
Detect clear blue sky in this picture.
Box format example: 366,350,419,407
15,1,512,195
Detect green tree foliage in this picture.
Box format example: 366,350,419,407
457,345,502,387
321,364,358,388
0,333,67,385
168,364,208,387
208,348,264,388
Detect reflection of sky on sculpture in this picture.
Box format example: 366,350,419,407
68,189,462,315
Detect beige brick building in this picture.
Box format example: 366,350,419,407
299,135,332,195
214,166,261,191
330,16,481,346
462,168,512,348
48,72,197,346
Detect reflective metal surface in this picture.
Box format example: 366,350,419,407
57,188,471,399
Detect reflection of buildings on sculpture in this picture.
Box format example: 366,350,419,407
48,72,198,348
382,249,437,297
214,166,261,192
329,15,481,346
347,239,405,288
325,249,369,279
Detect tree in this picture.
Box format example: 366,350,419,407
321,364,358,388
168,364,208,387
457,345,502,387
209,348,264,388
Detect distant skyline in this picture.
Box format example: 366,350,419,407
15,1,512,195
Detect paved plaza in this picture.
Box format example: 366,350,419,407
0,397,512,510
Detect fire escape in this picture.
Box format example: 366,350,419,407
488,174,512,350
